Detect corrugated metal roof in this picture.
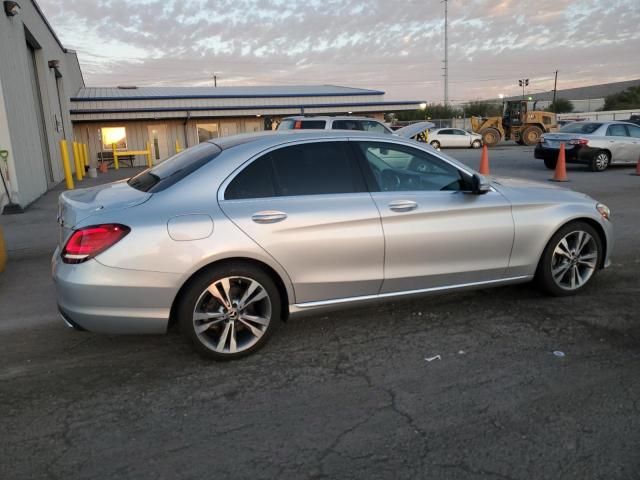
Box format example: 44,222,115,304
505,79,640,102
72,85,385,101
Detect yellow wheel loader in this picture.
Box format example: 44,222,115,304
470,100,557,147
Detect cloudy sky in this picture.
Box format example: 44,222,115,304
40,0,640,103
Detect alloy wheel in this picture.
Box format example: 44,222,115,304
192,276,272,354
595,152,609,171
550,230,598,291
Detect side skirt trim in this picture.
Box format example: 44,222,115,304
293,275,532,310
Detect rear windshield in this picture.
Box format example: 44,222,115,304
128,142,221,193
559,122,602,134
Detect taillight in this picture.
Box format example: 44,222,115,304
569,138,589,145
294,120,302,129
62,224,130,264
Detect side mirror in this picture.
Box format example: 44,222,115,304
471,173,491,194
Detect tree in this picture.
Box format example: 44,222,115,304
463,100,503,118
547,98,574,113
603,86,640,111
394,103,461,121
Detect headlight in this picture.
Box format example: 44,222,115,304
596,203,611,220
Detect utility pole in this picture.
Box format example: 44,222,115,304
552,70,558,112
443,0,449,106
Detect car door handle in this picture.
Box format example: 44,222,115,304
388,200,418,212
251,211,288,224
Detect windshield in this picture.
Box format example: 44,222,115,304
128,142,221,193
559,123,602,134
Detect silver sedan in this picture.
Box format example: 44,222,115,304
53,131,613,359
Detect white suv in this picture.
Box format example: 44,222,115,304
278,116,433,139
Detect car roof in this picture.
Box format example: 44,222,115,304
282,116,382,122
208,129,412,152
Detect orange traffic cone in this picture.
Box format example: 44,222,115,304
550,143,569,182
479,144,490,175
98,161,108,173
632,154,640,176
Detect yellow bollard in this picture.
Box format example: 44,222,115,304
0,225,6,273
112,143,119,170
175,139,182,153
82,143,89,167
146,141,152,168
59,140,74,190
72,142,82,181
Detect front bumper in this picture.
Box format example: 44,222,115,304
534,144,599,164
52,248,182,334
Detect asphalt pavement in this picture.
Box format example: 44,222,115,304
1,145,639,480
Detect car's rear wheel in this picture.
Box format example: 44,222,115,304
589,151,610,172
471,140,482,149
544,157,557,170
430,140,441,149
178,263,281,360
536,221,602,296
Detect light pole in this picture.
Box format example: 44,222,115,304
518,79,529,101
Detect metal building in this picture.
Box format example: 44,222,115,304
0,0,84,212
70,86,425,168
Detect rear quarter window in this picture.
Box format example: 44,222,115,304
128,142,221,193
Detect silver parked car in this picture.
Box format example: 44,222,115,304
53,131,613,360
427,128,484,149
535,121,640,171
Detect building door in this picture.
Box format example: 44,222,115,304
26,42,54,187
243,119,262,133
220,122,238,137
147,124,169,162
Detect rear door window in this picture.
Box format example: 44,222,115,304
298,120,327,129
225,141,366,200
559,123,602,134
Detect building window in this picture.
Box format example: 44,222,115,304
197,123,219,143
101,127,127,150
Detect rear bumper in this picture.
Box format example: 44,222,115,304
534,145,598,164
52,248,182,334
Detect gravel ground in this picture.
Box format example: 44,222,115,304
1,145,639,480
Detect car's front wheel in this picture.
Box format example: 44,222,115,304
543,157,557,170
536,221,602,296
178,263,281,360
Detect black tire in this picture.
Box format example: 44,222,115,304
589,150,610,172
480,128,501,147
430,140,441,149
543,157,557,170
471,140,482,149
178,263,282,360
522,126,543,146
536,221,603,297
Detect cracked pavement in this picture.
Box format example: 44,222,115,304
1,145,639,479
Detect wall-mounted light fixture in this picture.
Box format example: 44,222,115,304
3,1,21,16
48,60,60,69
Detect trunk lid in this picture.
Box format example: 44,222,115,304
57,180,151,247
540,132,583,149
394,121,436,139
